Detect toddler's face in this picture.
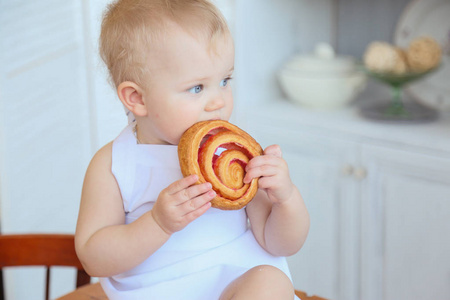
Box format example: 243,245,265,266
140,23,234,145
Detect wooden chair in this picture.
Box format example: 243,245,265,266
0,234,90,300
295,289,329,300
56,283,328,300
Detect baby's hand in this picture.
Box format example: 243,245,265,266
243,145,295,204
151,175,215,234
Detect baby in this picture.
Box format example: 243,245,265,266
75,0,310,299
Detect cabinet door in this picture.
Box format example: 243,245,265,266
361,145,450,300
250,124,360,300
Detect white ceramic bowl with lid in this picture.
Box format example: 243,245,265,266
278,43,367,109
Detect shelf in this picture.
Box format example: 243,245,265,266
245,99,450,156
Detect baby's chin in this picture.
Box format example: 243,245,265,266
156,135,178,146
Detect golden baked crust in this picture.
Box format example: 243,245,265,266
363,41,408,74
363,36,442,74
178,120,263,210
407,36,442,72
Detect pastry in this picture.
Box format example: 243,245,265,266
393,47,409,74
407,36,442,72
178,120,263,210
363,41,407,74
363,36,442,74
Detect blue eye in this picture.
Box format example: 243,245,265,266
188,85,203,94
220,78,231,87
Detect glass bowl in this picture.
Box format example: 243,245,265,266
358,64,440,122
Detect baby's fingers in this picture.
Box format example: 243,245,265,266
245,154,283,171
243,165,278,184
182,199,212,224
178,181,213,203
166,175,199,195
179,189,215,216
264,144,282,158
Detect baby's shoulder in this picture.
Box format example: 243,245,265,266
87,142,114,173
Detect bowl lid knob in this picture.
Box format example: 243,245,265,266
314,43,335,59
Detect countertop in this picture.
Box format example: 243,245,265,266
244,99,450,157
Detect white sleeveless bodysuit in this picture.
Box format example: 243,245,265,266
100,124,299,300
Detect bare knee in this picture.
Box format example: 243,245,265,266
220,265,294,300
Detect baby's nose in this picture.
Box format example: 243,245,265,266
205,95,225,112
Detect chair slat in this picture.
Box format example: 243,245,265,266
0,234,90,300
0,234,84,269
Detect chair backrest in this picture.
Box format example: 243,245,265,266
0,234,90,300
295,289,329,300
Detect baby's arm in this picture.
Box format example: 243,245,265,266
244,145,310,256
75,143,214,277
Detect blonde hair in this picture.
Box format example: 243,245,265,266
100,0,230,88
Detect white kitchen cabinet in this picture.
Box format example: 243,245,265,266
243,101,450,300
360,145,450,300
248,120,360,299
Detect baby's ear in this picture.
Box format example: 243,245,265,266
117,81,147,117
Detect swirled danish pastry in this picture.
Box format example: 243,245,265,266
178,120,263,210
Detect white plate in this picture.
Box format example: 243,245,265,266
394,0,450,111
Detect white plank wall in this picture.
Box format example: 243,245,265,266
0,1,94,298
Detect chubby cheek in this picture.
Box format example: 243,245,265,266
222,97,234,120
225,101,233,120
167,113,199,144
